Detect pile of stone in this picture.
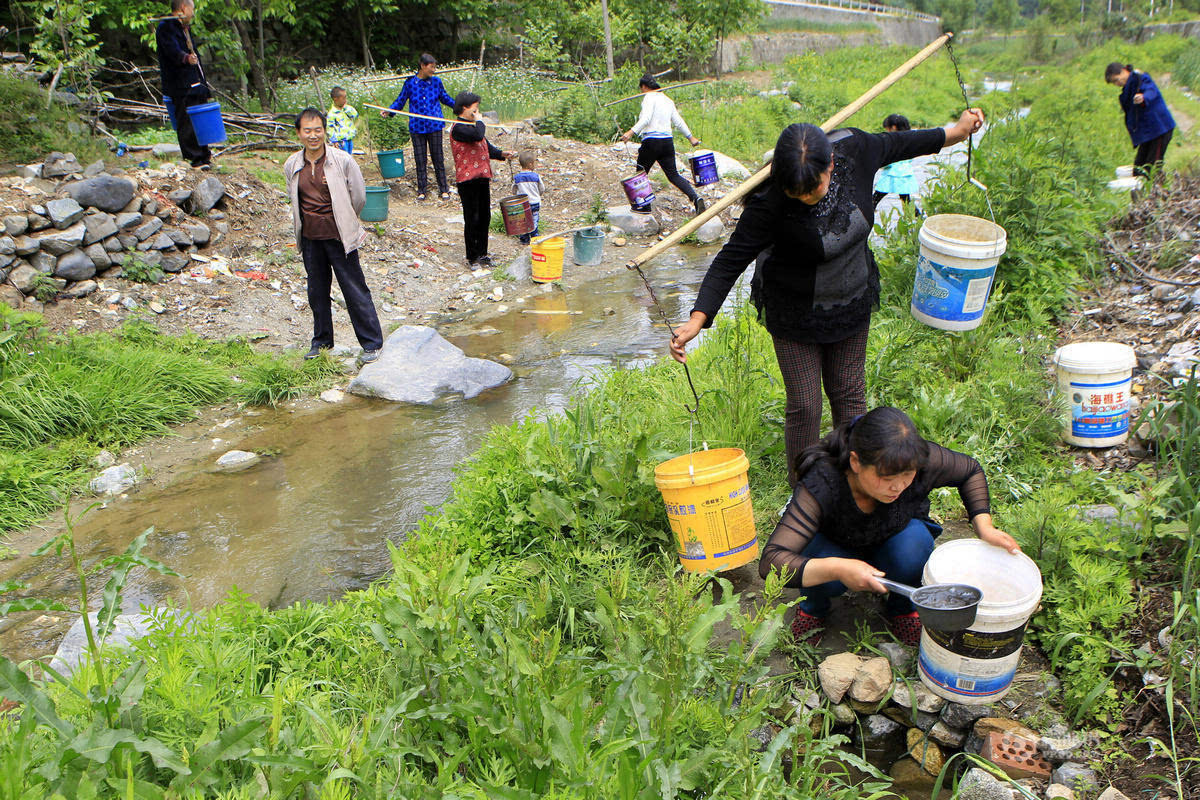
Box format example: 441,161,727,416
781,651,1114,800
1,152,228,310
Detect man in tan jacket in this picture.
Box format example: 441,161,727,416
284,108,383,364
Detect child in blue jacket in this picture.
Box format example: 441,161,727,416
382,53,455,200
1105,62,1176,177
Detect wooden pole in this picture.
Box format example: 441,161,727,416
362,102,521,130
626,32,954,271
602,78,714,108
362,65,478,84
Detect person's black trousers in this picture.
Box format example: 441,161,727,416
458,178,491,264
411,131,450,195
170,89,213,167
636,137,699,205
301,237,384,351
1133,128,1173,176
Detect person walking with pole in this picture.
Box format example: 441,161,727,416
156,0,212,169
284,108,384,365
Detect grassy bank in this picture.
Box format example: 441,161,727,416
1,35,1198,798
0,308,340,532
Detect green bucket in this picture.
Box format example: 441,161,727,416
572,227,605,266
360,186,390,222
377,148,406,179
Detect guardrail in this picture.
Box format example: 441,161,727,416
764,0,941,24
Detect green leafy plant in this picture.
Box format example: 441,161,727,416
30,274,60,304
120,256,165,285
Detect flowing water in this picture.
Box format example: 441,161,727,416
0,250,732,662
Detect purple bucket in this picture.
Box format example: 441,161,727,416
621,170,655,211
689,150,719,186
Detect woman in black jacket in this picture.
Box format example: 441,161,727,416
669,110,984,486
759,407,1020,646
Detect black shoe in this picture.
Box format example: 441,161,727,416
693,197,707,214
477,255,494,268
304,345,329,360
357,349,381,366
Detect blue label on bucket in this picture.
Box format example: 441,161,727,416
1068,377,1131,439
918,655,1014,698
911,254,996,323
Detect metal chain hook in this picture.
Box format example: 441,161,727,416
945,39,997,224
630,261,706,422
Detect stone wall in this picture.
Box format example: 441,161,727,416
716,3,944,72
1135,20,1200,42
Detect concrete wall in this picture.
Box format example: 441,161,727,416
1135,20,1200,42
717,3,944,72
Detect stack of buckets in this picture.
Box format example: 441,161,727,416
918,540,1043,703
653,449,758,573
910,214,1007,331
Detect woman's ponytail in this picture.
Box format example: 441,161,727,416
793,407,928,482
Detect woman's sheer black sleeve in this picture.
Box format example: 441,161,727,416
922,442,991,519
758,485,824,588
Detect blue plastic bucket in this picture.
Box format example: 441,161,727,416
164,95,178,131
360,186,390,222
910,214,1007,332
186,101,227,145
689,150,719,186
377,149,406,179
572,227,605,266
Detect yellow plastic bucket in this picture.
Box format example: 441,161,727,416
531,237,565,283
654,448,758,573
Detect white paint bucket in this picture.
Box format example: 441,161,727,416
1053,341,1137,448
1108,176,1143,192
1115,165,1135,178
910,214,1007,331
918,539,1042,704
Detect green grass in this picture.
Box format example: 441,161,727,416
0,311,341,532
0,74,107,166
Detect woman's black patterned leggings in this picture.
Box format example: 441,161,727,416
636,137,699,204
772,327,870,487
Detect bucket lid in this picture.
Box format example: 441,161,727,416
654,448,748,489
1053,341,1136,372
691,149,713,157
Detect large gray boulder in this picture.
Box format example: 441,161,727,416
29,252,57,274
695,216,726,244
607,205,659,236
46,197,86,229
151,142,182,158
190,176,226,214
956,767,1012,800
66,175,137,213
36,221,86,255
55,249,96,281
348,326,512,404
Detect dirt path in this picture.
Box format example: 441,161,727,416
25,132,719,347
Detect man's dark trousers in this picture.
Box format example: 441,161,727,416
301,237,384,350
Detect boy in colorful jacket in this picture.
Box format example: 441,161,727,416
327,86,359,154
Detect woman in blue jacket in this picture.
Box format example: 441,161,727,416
1105,62,1176,177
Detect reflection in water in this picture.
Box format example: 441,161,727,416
1,251,739,661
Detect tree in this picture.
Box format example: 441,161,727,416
985,0,1019,31
20,0,104,100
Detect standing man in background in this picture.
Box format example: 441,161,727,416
156,0,212,169
382,54,455,201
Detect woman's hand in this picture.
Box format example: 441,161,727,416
945,108,985,146
503,151,517,160
973,513,1021,554
669,312,707,363
1134,93,1145,104
836,559,887,593
689,136,701,147
620,130,634,143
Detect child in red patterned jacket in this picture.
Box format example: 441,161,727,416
450,92,514,268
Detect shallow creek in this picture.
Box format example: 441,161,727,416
0,249,734,662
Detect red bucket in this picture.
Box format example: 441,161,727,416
499,195,534,236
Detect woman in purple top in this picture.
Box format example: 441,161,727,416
383,53,456,200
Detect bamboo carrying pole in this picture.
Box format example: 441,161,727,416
361,65,479,84
626,32,954,272
362,102,520,130
602,78,713,108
